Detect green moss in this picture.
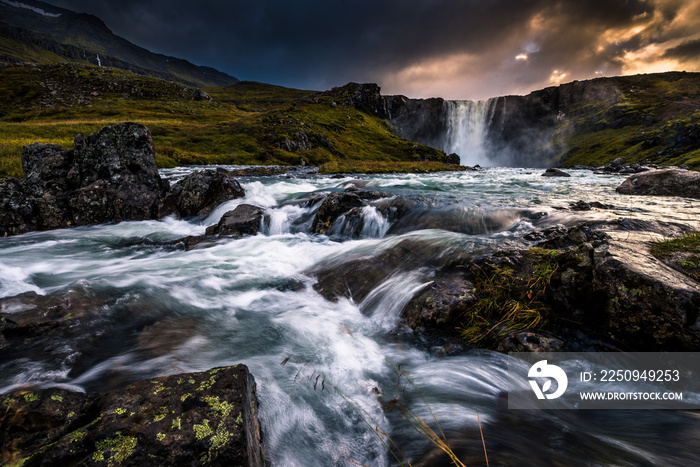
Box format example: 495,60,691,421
194,420,213,440
66,429,86,444
203,396,234,418
209,427,231,452
113,408,127,415
7,455,28,467
152,381,166,395
172,417,182,430
93,432,138,463
23,393,39,403
157,433,166,442
154,414,166,422
2,396,17,406
51,395,63,402
235,413,243,425
198,375,217,391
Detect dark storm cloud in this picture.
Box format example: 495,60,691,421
664,39,700,61
46,0,700,99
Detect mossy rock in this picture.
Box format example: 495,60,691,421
0,365,265,466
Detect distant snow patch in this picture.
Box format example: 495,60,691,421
1,0,62,17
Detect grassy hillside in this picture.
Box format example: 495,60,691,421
551,72,700,169
0,63,457,178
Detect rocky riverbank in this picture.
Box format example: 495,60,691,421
0,122,249,237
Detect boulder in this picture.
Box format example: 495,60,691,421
569,200,612,211
0,123,171,236
0,123,248,236
171,168,245,219
0,365,265,466
616,168,700,198
541,168,571,177
483,226,700,351
401,275,474,332
205,204,264,236
310,188,388,234
71,123,162,189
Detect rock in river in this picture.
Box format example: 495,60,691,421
205,204,265,236
616,168,700,198
171,168,245,219
541,168,571,177
0,365,265,466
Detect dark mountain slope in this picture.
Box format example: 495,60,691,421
0,0,238,87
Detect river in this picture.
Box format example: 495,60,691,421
1,167,699,466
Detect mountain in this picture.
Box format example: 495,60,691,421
0,0,238,88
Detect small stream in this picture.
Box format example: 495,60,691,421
1,168,699,466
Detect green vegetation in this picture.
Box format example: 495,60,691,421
92,432,137,463
554,73,700,169
650,231,700,281
319,159,461,174
460,248,564,343
0,64,458,179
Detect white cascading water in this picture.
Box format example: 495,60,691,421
442,98,501,167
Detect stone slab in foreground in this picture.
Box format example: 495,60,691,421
0,365,264,466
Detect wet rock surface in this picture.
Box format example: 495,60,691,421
171,168,245,219
480,226,700,351
310,238,474,305
205,204,264,236
541,168,571,177
616,168,700,198
401,275,474,332
310,188,391,234
0,365,265,467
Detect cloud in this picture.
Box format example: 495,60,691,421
45,0,700,99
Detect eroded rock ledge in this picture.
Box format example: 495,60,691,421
0,365,265,466
311,222,700,352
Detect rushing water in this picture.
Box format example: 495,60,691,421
1,168,699,466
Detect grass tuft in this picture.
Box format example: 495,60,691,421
649,231,700,281
459,248,561,343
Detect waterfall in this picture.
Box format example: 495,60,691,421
442,98,500,167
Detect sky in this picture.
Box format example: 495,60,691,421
47,0,700,100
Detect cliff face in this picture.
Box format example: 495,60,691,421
385,95,448,150
385,72,700,169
